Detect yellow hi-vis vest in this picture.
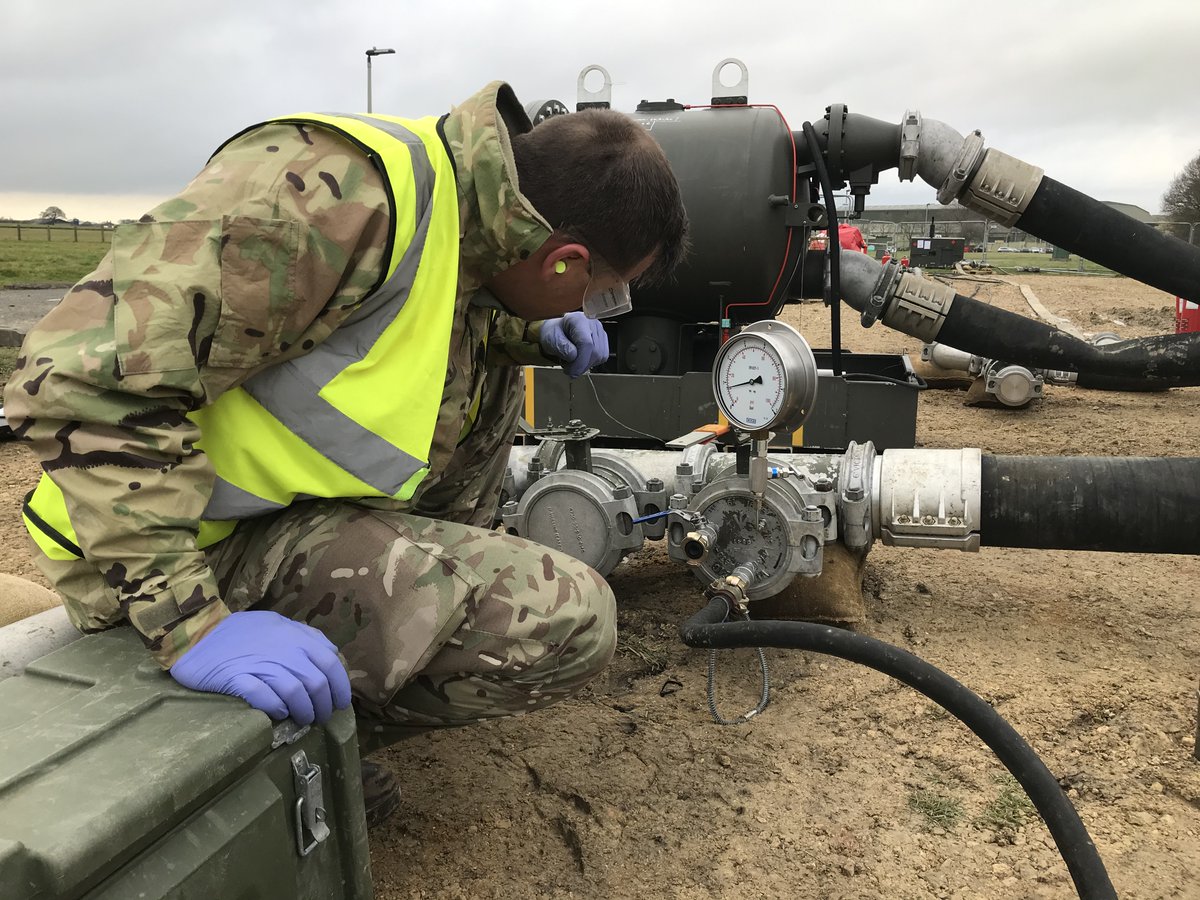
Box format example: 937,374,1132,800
23,112,461,561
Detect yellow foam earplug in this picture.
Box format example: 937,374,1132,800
554,260,568,275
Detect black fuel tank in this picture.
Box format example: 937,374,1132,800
630,103,795,323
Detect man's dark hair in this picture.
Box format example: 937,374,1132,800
512,109,688,283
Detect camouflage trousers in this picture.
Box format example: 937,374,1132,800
203,500,617,751
38,500,616,753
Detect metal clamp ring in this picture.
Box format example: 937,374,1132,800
861,260,903,329
936,130,986,205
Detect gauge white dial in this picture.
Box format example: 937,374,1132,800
716,337,785,430
712,320,819,433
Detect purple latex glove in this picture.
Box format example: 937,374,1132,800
539,311,610,378
170,610,352,725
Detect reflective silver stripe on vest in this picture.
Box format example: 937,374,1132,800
204,116,445,519
207,478,288,519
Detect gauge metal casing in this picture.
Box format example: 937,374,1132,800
671,475,832,599
712,320,819,433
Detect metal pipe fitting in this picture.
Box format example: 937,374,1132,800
923,342,977,373
838,251,955,342
683,523,719,564
911,119,1044,227
913,118,969,189
875,448,982,551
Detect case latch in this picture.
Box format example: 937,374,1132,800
291,751,330,857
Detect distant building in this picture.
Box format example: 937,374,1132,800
858,200,976,227
1098,202,1156,224
854,200,1157,246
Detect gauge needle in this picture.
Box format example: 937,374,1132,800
729,376,764,388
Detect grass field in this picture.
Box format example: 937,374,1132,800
0,239,108,286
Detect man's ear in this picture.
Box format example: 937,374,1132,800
541,242,590,280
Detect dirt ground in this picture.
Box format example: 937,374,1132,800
2,273,1197,899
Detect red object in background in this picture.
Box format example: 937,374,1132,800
837,224,867,252
1177,297,1200,333
808,225,869,253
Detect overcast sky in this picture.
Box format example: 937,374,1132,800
3,0,1198,222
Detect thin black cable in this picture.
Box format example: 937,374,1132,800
777,235,806,311
841,371,929,390
802,121,844,376
679,598,1116,900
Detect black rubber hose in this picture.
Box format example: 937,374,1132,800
935,293,1200,387
1019,177,1200,304
680,599,1117,900
1074,372,1170,392
802,121,844,376
981,455,1200,552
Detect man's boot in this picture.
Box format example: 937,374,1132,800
360,759,401,829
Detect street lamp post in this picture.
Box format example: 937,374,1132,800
365,47,395,113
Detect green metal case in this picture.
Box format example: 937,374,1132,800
0,628,373,899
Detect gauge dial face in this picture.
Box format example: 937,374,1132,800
716,336,785,430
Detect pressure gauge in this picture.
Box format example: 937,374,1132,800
712,320,819,433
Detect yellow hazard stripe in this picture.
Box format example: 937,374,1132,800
523,366,536,424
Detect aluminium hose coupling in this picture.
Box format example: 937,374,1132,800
861,259,904,329
883,273,957,343
704,563,757,613
683,522,719,565
936,130,1044,227
856,257,955,343
876,448,982,551
898,110,922,182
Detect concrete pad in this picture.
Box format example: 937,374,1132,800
0,288,65,344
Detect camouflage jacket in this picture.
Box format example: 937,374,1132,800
7,81,557,667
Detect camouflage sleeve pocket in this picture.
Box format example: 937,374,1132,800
112,220,219,375
208,215,300,369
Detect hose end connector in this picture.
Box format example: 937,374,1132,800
683,523,719,565
882,274,957,343
877,448,982,550
705,563,757,613
862,259,904,329
936,131,1044,227
898,110,922,182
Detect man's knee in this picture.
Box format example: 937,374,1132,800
357,551,616,739
466,539,617,696
541,569,617,694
